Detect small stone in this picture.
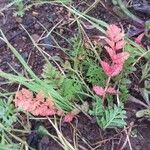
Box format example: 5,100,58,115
32,11,39,17
32,34,40,42
22,36,27,41
19,49,23,52
43,35,53,50
34,23,40,30
15,17,23,23
14,43,17,47
21,52,28,60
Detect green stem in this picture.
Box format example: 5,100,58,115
102,76,111,107
117,0,144,25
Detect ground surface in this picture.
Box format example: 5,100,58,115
0,0,150,150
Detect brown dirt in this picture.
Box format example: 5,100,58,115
0,0,150,150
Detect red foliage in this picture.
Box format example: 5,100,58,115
100,60,123,77
93,25,129,98
14,88,63,116
134,33,144,45
93,86,117,96
101,24,129,77
63,112,75,123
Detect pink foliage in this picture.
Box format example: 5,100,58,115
64,112,75,123
111,52,129,64
14,88,62,116
93,25,129,98
93,86,117,96
134,33,144,45
101,24,129,77
93,86,106,96
100,61,123,77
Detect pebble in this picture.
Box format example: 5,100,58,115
32,11,39,17
21,52,28,60
34,23,40,30
15,17,23,23
32,34,40,42
43,35,53,50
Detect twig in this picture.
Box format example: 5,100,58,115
102,76,111,107
120,122,134,150
94,124,137,146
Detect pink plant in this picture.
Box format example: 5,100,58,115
64,112,75,123
101,25,129,77
93,86,117,96
100,61,123,77
93,24,129,98
14,88,77,122
134,33,144,45
14,88,62,116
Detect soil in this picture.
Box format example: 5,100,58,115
0,0,150,150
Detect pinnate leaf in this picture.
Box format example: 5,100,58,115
99,105,126,129
93,86,117,96
106,25,123,41
100,61,123,77
112,52,130,64
100,24,129,77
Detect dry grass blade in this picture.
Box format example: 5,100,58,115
47,117,76,150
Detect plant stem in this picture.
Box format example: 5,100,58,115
117,0,144,25
102,76,111,107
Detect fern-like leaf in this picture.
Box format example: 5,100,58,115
0,96,17,131
82,59,106,86
42,63,64,88
60,78,82,100
42,63,82,101
89,96,104,116
99,105,126,129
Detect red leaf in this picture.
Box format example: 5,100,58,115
100,61,123,77
93,86,105,96
64,113,75,123
104,46,115,58
105,38,115,49
110,63,123,76
93,86,117,96
107,87,117,94
100,61,112,77
112,52,129,64
14,88,60,117
114,32,124,42
135,33,144,45
106,25,122,41
115,40,125,50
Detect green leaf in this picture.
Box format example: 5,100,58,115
83,59,106,86
13,0,25,17
37,125,49,136
89,96,103,116
60,78,82,100
136,109,150,118
99,105,126,129
0,96,17,131
42,63,65,88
